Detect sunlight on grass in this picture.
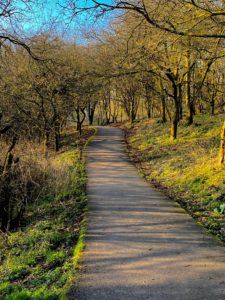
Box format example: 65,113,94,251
127,114,225,241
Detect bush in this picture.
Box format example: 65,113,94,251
0,137,79,230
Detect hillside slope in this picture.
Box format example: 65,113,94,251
125,115,225,242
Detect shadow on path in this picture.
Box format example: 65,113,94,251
69,126,225,300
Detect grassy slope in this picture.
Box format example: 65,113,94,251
125,114,225,242
0,128,95,300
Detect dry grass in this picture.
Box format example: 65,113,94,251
0,125,95,224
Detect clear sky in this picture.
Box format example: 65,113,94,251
18,0,115,44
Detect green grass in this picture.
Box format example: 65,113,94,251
126,114,225,242
0,128,95,300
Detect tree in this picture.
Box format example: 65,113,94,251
70,0,225,39
0,34,79,152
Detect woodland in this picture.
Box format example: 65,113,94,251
1,0,225,299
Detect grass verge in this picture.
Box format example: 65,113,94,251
124,115,225,243
0,127,95,300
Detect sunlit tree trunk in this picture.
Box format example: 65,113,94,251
219,121,225,164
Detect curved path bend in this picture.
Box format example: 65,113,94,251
71,126,225,300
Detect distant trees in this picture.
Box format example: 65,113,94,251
116,78,140,124
66,0,225,161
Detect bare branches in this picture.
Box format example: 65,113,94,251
69,0,225,39
0,34,38,59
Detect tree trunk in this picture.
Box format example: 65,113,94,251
89,114,94,125
198,103,203,113
1,190,10,231
147,107,151,119
88,109,94,125
166,69,180,140
171,119,178,140
186,74,194,124
76,108,80,131
43,130,50,156
161,89,167,123
187,100,194,125
76,108,82,136
130,101,135,124
1,153,13,230
105,111,110,125
54,122,60,152
145,84,152,119
1,137,17,231
219,121,225,164
211,99,215,116
88,102,97,125
171,97,180,140
178,83,183,120
186,39,194,125
77,122,82,136
76,107,86,136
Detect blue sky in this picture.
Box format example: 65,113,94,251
18,0,115,43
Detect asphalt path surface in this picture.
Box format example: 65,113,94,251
71,126,225,300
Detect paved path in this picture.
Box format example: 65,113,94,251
71,126,225,300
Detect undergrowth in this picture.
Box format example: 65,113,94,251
0,127,94,299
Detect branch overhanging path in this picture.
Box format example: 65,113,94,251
71,127,225,300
